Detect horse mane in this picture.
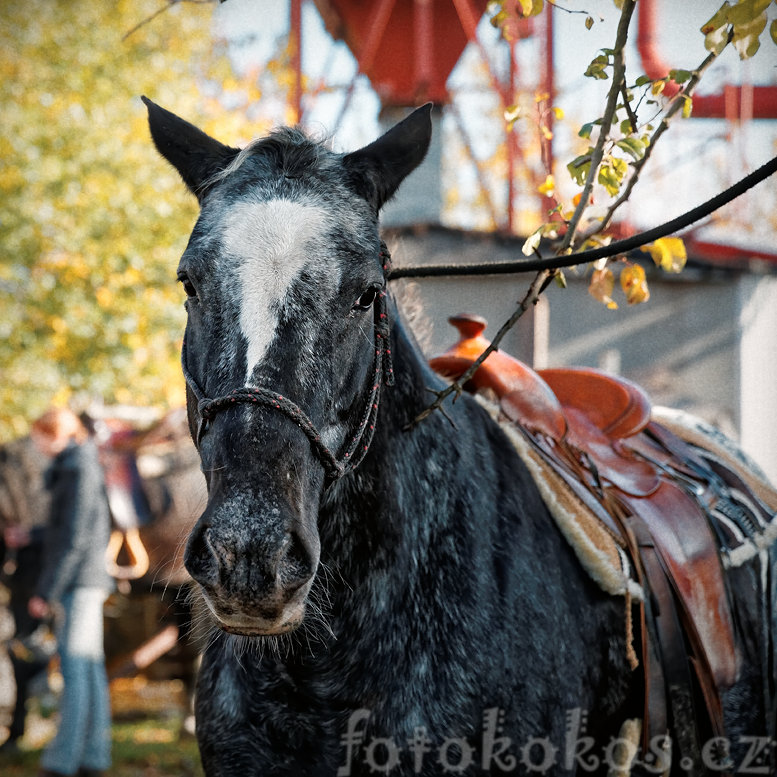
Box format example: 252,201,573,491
392,277,434,355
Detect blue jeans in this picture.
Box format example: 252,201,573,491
41,588,111,775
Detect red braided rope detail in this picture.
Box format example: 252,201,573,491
200,388,344,480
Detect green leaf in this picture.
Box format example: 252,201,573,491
668,68,692,84
584,53,610,80
616,137,646,161
567,153,592,186
578,123,594,139
611,157,628,176
726,0,771,26
634,74,652,87
771,18,777,45
732,11,768,59
598,164,621,197
597,157,628,197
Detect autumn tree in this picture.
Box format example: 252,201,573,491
0,0,266,441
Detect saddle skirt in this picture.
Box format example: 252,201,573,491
430,313,777,753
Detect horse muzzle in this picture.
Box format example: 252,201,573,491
184,497,320,636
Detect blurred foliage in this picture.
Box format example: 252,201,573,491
0,0,266,442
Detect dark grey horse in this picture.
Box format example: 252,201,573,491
143,98,777,776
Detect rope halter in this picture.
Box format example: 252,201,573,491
181,243,394,483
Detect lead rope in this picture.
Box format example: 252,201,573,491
181,242,394,484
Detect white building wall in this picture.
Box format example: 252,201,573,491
738,275,777,483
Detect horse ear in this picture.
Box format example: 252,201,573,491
343,103,433,212
142,96,240,202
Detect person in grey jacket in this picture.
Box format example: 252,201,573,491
28,408,112,777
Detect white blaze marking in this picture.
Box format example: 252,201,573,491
221,199,332,381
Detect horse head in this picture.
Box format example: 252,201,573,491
144,98,431,636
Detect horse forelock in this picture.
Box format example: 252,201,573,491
203,127,330,191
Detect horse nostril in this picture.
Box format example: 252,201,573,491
279,532,315,591
184,525,220,586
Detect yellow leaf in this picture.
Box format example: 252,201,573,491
620,263,650,304
537,175,555,196
641,237,687,273
651,79,666,96
589,268,618,309
552,106,565,120
504,103,521,130
518,0,544,17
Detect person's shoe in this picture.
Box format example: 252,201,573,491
78,770,106,777
37,770,69,777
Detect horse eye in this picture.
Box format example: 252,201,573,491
178,274,197,299
354,288,378,311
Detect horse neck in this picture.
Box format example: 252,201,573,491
320,312,476,572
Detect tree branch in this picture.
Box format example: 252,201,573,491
407,268,553,429
560,0,637,253
578,29,734,241
404,3,758,429
620,82,639,134
122,0,214,42
388,152,777,280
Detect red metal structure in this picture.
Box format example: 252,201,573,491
312,0,490,107
288,0,775,252
637,0,777,121
308,0,551,233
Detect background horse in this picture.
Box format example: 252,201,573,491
0,409,204,744
0,435,52,748
144,97,777,776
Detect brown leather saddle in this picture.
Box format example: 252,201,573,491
429,313,767,769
